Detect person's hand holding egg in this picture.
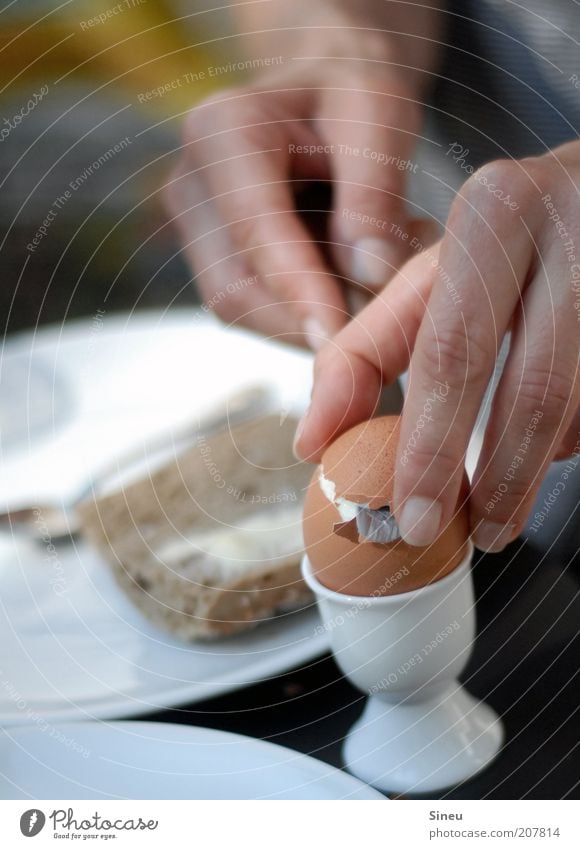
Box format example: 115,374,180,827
303,415,470,596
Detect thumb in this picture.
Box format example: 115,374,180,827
342,217,440,314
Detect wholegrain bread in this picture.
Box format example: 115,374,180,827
79,414,313,639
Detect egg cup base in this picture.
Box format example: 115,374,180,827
343,683,504,796
302,546,504,794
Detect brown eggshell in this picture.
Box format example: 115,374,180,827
321,416,400,508
303,416,470,596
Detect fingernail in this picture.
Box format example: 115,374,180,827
293,406,310,458
351,237,396,286
474,521,518,553
303,317,329,351
398,497,442,547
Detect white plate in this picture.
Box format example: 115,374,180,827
0,352,74,454
0,311,326,725
0,721,384,800
0,310,313,506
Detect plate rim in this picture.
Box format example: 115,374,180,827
0,617,329,725
0,720,385,800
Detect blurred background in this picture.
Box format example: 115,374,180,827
0,0,237,332
1,1,577,562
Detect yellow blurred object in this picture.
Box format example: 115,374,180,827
0,0,227,114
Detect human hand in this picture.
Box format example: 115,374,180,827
294,148,580,551
164,47,428,347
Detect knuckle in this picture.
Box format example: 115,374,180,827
516,362,575,423
455,169,487,207
476,476,536,521
418,321,492,386
455,158,535,215
500,476,536,502
519,154,557,195
182,88,250,143
470,159,516,193
473,158,519,187
401,443,462,481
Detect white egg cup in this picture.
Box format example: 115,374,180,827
302,543,503,795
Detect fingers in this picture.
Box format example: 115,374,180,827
318,76,422,289
295,151,579,555
394,161,542,546
168,75,427,343
470,249,580,551
294,246,437,461
339,217,440,314
164,158,305,343
185,91,348,342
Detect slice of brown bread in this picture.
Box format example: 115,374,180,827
78,414,313,640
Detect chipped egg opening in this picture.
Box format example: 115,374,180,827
318,469,363,521
318,468,401,543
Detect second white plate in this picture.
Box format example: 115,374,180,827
0,722,384,800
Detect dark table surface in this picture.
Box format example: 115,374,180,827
147,541,580,800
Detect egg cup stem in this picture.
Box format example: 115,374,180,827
302,545,504,795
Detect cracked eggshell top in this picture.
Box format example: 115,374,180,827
303,416,470,596
320,416,400,509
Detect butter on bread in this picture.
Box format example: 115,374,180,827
79,414,312,639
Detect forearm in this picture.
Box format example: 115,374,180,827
232,0,446,92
